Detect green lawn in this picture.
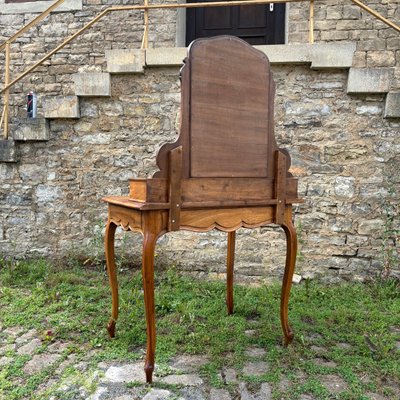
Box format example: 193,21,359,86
0,259,399,399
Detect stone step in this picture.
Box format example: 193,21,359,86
43,95,80,119
73,72,111,97
0,139,19,162
13,118,49,141
347,67,393,94
105,49,145,74
384,91,400,118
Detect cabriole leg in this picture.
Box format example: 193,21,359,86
142,230,158,384
281,212,297,345
105,219,118,338
226,230,236,315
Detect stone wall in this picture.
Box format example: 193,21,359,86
1,62,399,283
0,0,399,282
289,0,400,82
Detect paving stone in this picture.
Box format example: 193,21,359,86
312,357,338,368
169,354,208,373
257,383,272,400
221,367,238,384
54,353,77,375
0,343,16,355
17,338,42,355
299,395,315,400
239,382,253,400
244,330,257,337
307,333,323,341
242,361,269,376
210,388,231,400
389,326,400,334
88,386,108,400
23,353,61,375
365,393,387,400
3,326,24,337
244,347,266,358
178,387,206,400
278,377,291,391
47,341,70,353
15,329,37,344
336,342,352,350
161,374,203,386
0,356,12,367
310,345,327,353
142,389,172,399
319,374,348,393
102,363,147,383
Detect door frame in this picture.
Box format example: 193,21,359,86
176,1,289,47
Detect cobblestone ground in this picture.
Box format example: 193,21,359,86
2,325,399,400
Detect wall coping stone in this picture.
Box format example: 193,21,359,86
145,43,356,69
347,68,393,94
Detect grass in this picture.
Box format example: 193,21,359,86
0,259,399,399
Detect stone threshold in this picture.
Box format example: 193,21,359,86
144,42,357,69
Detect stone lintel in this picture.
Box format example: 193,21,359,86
106,49,145,74
73,73,111,97
347,68,393,94
0,139,19,162
43,96,80,119
13,119,50,141
384,92,400,118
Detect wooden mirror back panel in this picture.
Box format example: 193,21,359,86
154,36,279,181
190,36,276,178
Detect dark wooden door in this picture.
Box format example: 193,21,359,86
186,1,285,46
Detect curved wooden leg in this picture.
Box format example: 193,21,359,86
226,231,236,315
142,229,158,384
281,211,297,346
105,220,118,338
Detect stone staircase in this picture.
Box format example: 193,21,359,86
1,42,399,163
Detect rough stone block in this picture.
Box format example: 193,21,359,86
43,96,80,119
347,68,393,94
0,139,19,162
73,73,111,97
105,49,145,73
311,42,356,69
384,92,400,118
146,47,187,66
13,119,50,141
